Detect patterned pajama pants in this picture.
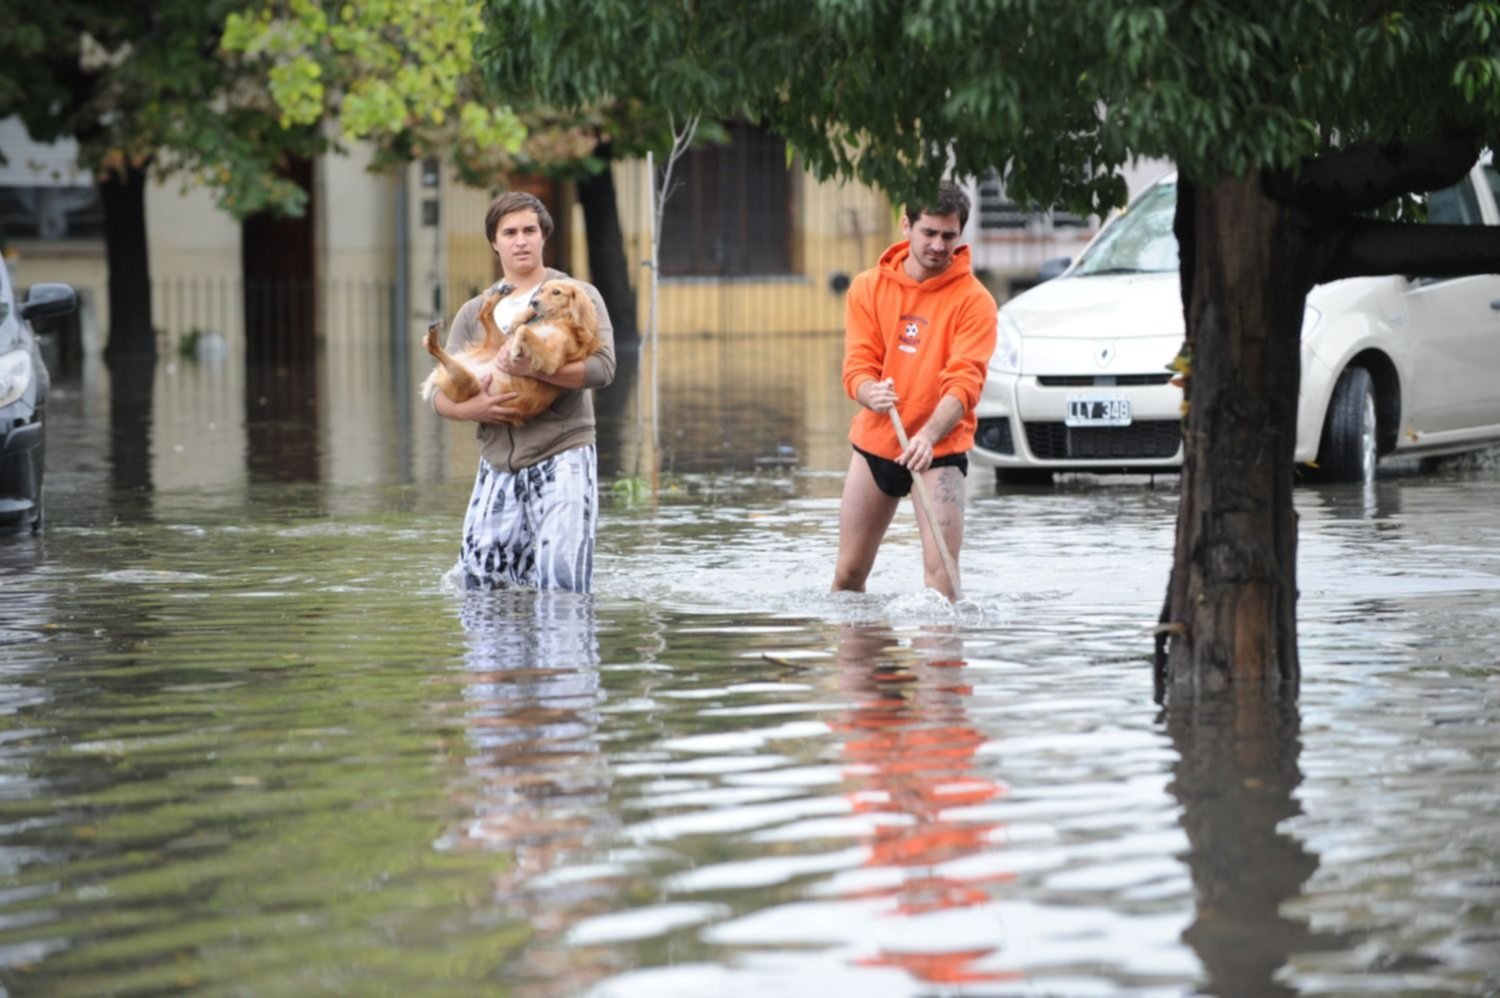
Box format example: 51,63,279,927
456,445,597,593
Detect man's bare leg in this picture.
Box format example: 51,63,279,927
832,453,900,592
912,464,966,600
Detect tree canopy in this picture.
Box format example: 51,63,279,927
219,0,684,196
2,0,561,221
483,0,1500,214
220,0,535,188
0,0,328,218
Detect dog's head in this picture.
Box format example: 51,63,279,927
530,279,597,330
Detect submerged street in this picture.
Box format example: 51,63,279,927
1,342,1497,995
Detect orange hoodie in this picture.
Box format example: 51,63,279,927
843,241,998,460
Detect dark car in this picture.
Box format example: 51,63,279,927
0,253,76,533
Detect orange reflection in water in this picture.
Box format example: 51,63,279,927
833,625,1021,985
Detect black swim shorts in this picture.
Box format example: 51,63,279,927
853,444,968,499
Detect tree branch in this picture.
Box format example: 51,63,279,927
1267,131,1480,216
1319,218,1500,284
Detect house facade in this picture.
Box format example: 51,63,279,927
2,115,1166,364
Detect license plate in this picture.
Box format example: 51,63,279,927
1065,395,1132,427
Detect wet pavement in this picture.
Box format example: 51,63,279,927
0,341,1497,995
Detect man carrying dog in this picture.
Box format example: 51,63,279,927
431,191,616,592
831,181,997,601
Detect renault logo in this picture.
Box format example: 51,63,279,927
1094,342,1116,368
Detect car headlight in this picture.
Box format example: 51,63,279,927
1300,304,1321,340
0,348,32,408
990,311,1023,374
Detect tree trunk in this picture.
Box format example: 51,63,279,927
99,161,155,365
242,157,316,369
576,144,639,342
1161,172,1311,700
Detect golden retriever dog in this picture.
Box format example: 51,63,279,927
421,279,601,426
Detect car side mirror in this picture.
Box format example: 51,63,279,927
20,283,78,323
1037,256,1072,283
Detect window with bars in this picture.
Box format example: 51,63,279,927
0,186,104,241
976,169,1091,232
977,169,1031,231
659,122,794,277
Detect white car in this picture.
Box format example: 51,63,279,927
972,160,1500,484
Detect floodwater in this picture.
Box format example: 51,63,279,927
2,338,1498,996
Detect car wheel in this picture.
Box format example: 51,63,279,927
1316,366,1378,484
995,468,1054,487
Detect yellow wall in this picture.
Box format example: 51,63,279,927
443,178,497,317
611,159,900,337
11,146,904,356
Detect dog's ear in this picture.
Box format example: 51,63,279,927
566,282,598,329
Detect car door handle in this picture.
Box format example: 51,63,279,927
1492,298,1500,310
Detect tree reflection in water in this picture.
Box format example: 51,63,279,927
435,589,615,995
1167,689,1347,997
245,360,321,483
106,355,156,505
833,623,1021,988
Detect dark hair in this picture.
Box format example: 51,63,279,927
905,180,971,230
484,191,554,244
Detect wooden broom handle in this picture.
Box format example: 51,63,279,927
888,407,963,602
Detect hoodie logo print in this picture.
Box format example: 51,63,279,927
898,315,926,353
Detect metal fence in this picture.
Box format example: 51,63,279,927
151,276,396,359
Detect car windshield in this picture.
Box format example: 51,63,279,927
1073,180,1180,276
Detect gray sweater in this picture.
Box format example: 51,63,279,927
439,268,617,472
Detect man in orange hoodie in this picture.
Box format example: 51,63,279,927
832,182,998,601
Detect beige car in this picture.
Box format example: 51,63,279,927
973,158,1500,484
